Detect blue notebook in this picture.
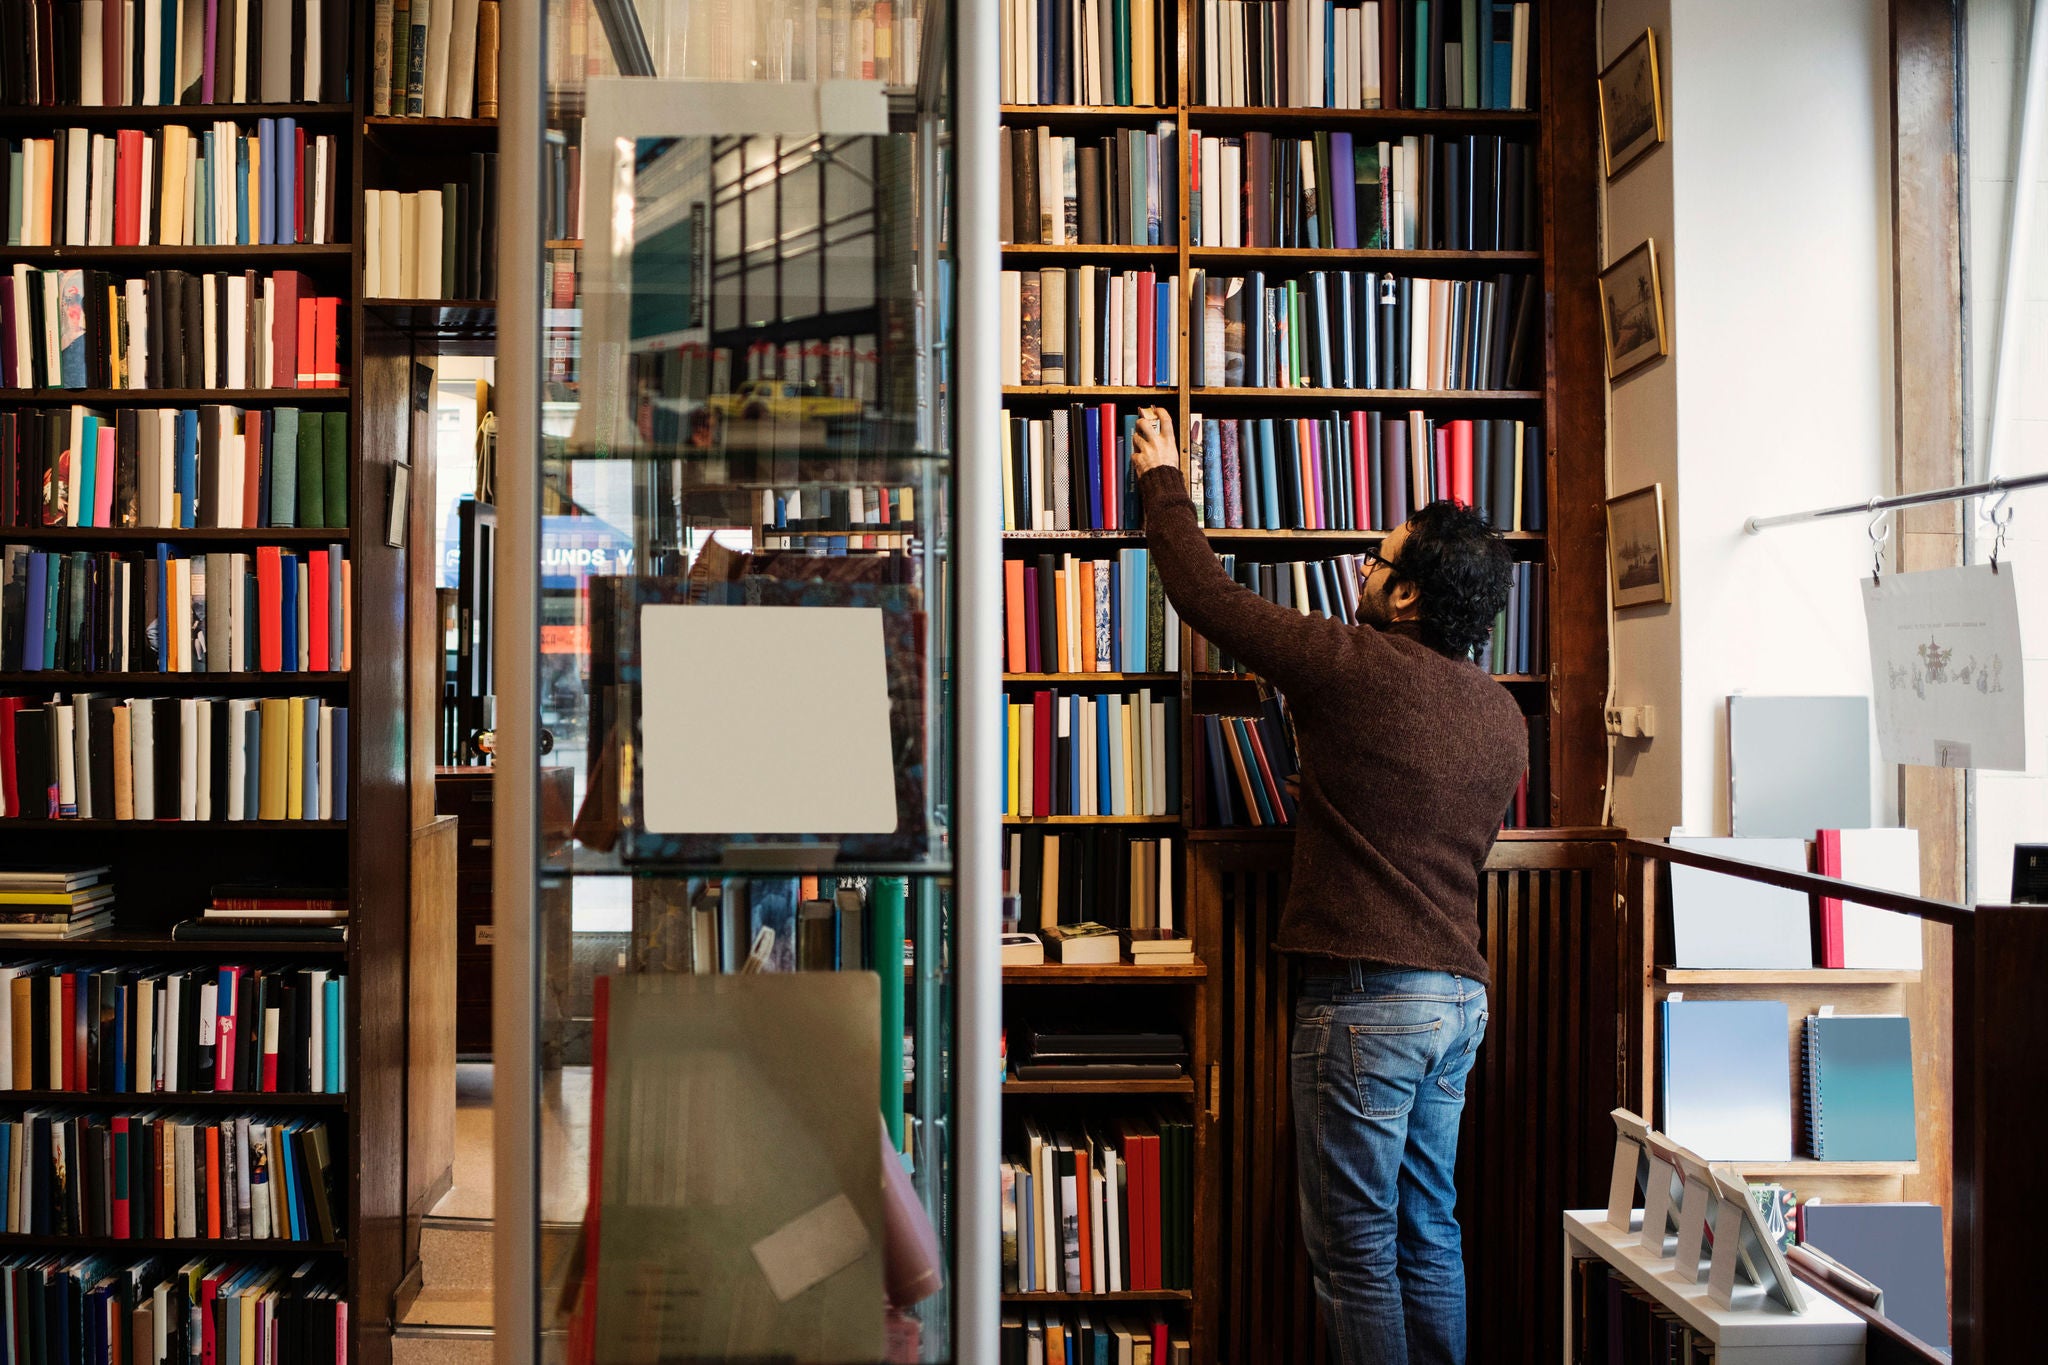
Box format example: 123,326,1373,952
1802,1013,1916,1161
1802,1203,1947,1347
1659,998,1791,1160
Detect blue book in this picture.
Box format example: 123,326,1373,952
236,135,250,243
331,707,348,817
328,545,344,666
268,408,299,526
177,412,199,527
155,543,172,670
280,552,299,669
1201,420,1224,526
747,877,802,972
278,118,297,243
57,270,87,388
21,552,46,670
1083,407,1103,528
1094,696,1111,811
1478,0,1496,109
1065,695,1080,814
324,977,343,1091
1129,549,1147,664
1119,412,1137,528
113,983,129,1089
1660,998,1792,1160
1154,280,1171,383
1325,2,1336,102
77,413,99,524
257,119,275,245
159,0,178,102
281,1125,304,1239
1235,720,1278,825
1521,426,1546,530
1257,420,1282,528
1493,42,1514,109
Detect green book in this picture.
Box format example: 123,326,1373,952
268,408,300,527
1415,1,1432,108
1113,0,1130,105
1145,556,1166,673
870,876,907,1148
322,412,348,528
297,409,325,530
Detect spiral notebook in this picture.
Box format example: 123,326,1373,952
1802,1013,1916,1161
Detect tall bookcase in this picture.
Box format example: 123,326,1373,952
997,2,1610,1359
0,17,430,1362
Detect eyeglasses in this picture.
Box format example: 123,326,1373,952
1363,545,1405,578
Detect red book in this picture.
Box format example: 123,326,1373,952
313,297,340,387
1350,410,1371,529
1434,426,1452,505
1816,829,1846,968
306,549,329,670
1031,690,1053,817
256,546,283,670
270,272,302,388
1145,1134,1164,1291
261,1007,279,1091
1152,1323,1168,1360
1450,419,1474,508
1098,403,1118,528
1135,270,1155,388
61,972,77,1091
111,1116,131,1236
1073,1148,1093,1292
1239,719,1289,825
0,697,20,816
102,0,123,111
215,967,239,1091
115,130,144,245
296,296,316,388
200,1266,220,1363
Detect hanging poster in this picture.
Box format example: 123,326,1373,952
1861,564,2028,770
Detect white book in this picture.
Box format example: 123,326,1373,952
1020,0,1037,102
446,0,482,116
69,694,93,818
142,0,163,104
1220,143,1242,247
227,699,250,820
1088,1152,1106,1292
418,190,445,299
137,136,154,244
226,276,248,388
1363,3,1382,106
196,700,213,818
9,269,29,383
64,129,89,246
175,1124,196,1234
424,0,457,116
303,0,323,102
80,0,106,104
178,697,199,818
1080,0,1100,103
1305,0,1321,107
1835,828,1927,969
399,193,421,298
379,191,404,298
130,697,155,822
18,140,37,245
39,274,59,391
160,974,180,1088
88,135,112,244
202,281,218,389
65,407,88,524
999,272,1021,385
311,138,329,244
232,0,253,102
1203,0,1219,103
363,191,384,296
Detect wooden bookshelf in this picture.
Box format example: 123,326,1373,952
998,4,1610,1361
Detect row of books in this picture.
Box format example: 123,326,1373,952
1005,830,1176,934
1,406,349,531
1003,268,1180,388
543,125,581,242
1000,404,1153,533
1182,412,1544,532
1001,125,1180,246
1003,550,1177,675
370,0,500,117
1189,129,1536,251
1661,1000,1916,1165
1571,1259,1718,1365
0,1255,347,1365
1,268,346,392
1190,268,1539,391
1002,0,1173,107
3,540,352,675
1195,697,1302,828
754,484,920,538
628,875,880,977
1001,1313,1189,1365
0,962,345,1094
2,122,341,249
1005,689,1182,819
0,693,350,822
1004,1114,1193,1293
0,0,352,108
362,160,498,301
1190,0,1535,110
1478,560,1542,676
0,1109,341,1241
0,545,353,674
1194,554,1367,673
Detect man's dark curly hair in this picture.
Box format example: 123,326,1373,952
1393,500,1514,659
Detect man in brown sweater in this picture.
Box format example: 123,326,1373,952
1132,409,1525,1365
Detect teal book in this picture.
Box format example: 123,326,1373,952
1803,1014,1916,1161
269,408,300,526
296,408,325,529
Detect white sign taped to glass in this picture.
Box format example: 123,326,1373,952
1861,563,2028,770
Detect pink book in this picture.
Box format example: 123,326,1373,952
1306,420,1325,529
94,426,115,527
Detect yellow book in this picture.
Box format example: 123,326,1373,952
11,978,30,1087
259,699,289,819
1038,833,1059,929
112,703,133,820
285,697,306,819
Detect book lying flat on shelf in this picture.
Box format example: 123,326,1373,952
1001,931,1048,966
1122,929,1193,965
1042,921,1121,965
1658,997,1791,1161
0,866,114,937
1802,1012,1915,1162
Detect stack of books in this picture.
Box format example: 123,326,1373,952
1041,921,1121,964
175,883,347,942
0,865,113,940
1012,1029,1186,1081
1122,929,1194,967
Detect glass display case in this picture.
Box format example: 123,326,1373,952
492,2,1002,1361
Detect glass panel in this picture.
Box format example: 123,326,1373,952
521,5,957,1361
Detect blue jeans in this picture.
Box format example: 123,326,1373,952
1290,965,1488,1365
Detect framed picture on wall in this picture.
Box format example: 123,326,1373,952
1606,483,1671,608
1599,29,1667,176
1599,240,1669,379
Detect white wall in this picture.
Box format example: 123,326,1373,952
1604,0,1897,836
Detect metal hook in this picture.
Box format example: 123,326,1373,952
1868,502,1890,584
1983,479,2015,573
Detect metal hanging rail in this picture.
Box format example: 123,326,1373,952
1743,470,2048,534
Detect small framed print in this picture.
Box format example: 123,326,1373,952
1600,240,1669,380
1599,29,1667,177
386,463,411,547
1606,483,1671,608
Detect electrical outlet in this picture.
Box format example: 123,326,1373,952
1605,705,1657,739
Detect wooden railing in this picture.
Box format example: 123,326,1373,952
1621,837,2047,1365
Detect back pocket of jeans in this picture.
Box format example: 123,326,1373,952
1345,1018,1442,1119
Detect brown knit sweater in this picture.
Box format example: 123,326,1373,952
1142,465,1526,983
